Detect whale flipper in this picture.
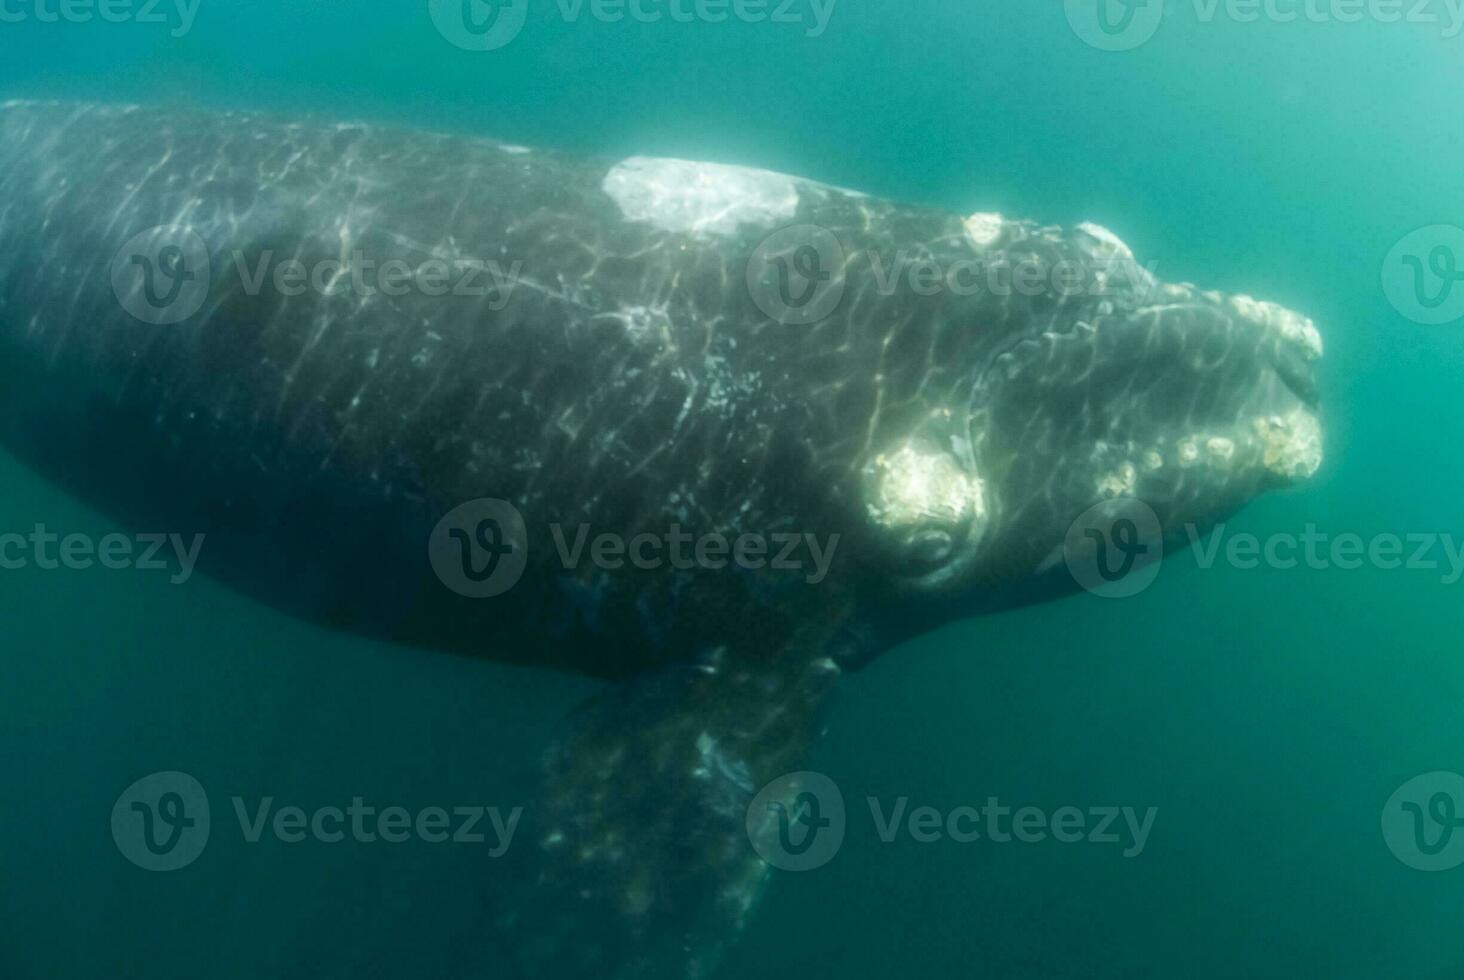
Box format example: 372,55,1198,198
499,633,845,978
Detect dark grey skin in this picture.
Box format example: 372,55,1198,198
0,101,1324,977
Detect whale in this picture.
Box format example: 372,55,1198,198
0,100,1324,977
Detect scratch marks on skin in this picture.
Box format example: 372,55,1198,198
597,304,674,348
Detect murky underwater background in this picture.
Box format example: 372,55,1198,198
2,2,1464,977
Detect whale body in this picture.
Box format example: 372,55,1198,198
0,100,1324,977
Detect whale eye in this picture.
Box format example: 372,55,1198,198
902,528,956,568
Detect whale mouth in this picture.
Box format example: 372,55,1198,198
962,274,1325,585
976,282,1325,471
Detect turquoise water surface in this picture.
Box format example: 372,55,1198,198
2,3,1463,977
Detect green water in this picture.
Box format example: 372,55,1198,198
2,3,1463,977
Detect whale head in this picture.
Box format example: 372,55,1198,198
859,217,1325,614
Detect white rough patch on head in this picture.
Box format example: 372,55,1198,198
1096,462,1138,499
964,212,1006,248
1176,434,1236,470
602,156,800,238
866,443,985,531
1206,437,1236,463
1076,222,1134,260
1229,294,1324,361
1255,409,1323,482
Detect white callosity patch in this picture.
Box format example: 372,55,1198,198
865,443,986,531
602,156,801,238
1091,441,1161,497
1170,409,1322,483
1097,461,1139,499
963,212,1006,249
1230,294,1324,361
1255,409,1324,482
1177,434,1238,470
